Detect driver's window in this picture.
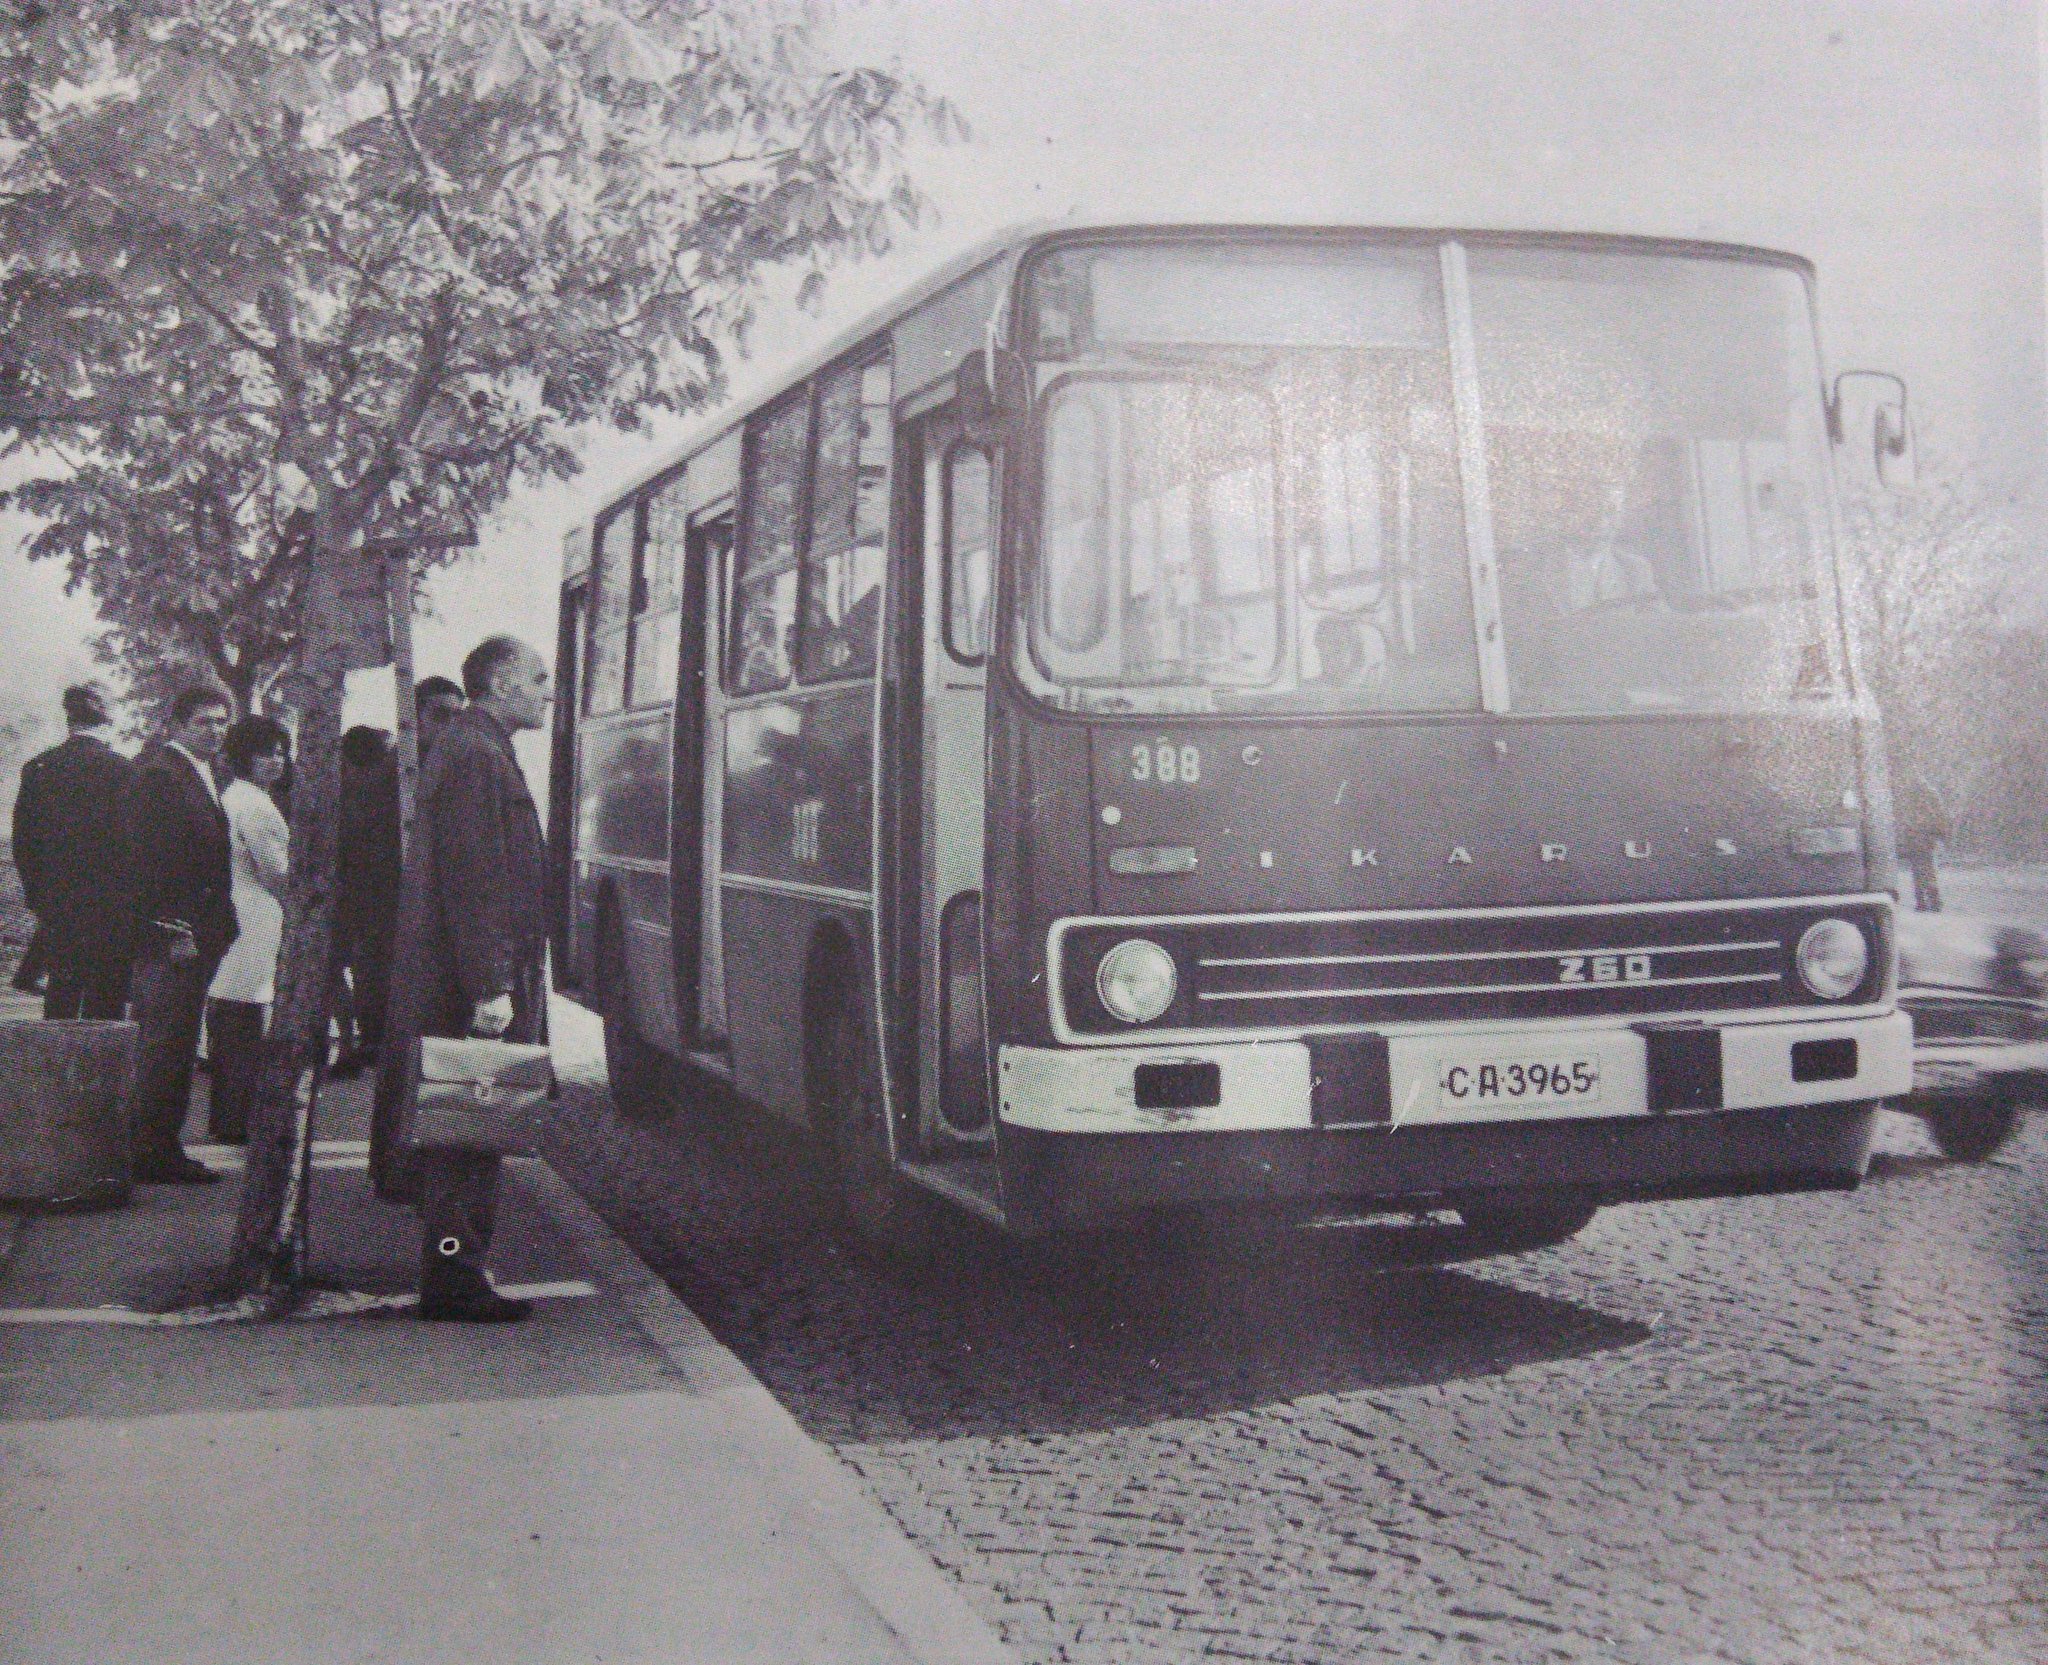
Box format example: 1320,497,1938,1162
944,444,992,662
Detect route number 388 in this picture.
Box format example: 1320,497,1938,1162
1132,741,1200,784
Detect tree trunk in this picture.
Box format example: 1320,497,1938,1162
229,521,350,1297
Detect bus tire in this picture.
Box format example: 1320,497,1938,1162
1456,1191,1598,1253
1925,1091,2022,1164
810,962,931,1260
598,909,669,1120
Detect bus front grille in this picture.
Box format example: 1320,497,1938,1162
1055,899,1893,1038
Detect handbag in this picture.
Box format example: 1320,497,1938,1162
407,1035,554,1157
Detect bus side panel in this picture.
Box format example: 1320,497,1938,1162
618,866,679,1052
983,695,1098,1055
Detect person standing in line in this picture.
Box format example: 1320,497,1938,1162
414,675,467,758
332,725,400,1077
11,928,47,994
126,685,237,1184
11,684,136,1020
203,717,292,1144
366,673,466,1193
385,637,551,1321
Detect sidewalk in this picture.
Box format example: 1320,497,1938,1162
0,1011,1010,1665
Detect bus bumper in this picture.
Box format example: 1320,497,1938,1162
993,1011,1909,1233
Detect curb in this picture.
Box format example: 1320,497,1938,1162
518,1157,1013,1665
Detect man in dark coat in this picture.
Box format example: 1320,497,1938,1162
333,726,401,1075
125,685,236,1184
383,636,551,1322
11,685,135,1020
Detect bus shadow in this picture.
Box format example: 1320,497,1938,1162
551,1081,1654,1444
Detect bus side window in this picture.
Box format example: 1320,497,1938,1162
586,505,635,716
730,391,809,694
944,443,992,662
630,474,687,708
800,356,890,682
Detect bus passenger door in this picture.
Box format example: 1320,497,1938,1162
675,508,733,1048
901,413,993,1146
548,575,588,991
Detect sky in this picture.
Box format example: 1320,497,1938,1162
2,0,2041,786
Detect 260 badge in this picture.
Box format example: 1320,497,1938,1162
1438,1055,1600,1110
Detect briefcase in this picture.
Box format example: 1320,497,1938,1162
407,1036,554,1157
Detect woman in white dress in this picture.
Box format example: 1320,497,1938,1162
204,716,291,1143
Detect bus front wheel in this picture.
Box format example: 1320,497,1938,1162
1924,1091,2022,1164
598,912,669,1119
1456,1191,1599,1253
810,969,930,1259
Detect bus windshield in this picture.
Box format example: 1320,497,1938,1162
1022,241,1845,718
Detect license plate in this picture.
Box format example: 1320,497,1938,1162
1437,1055,1601,1110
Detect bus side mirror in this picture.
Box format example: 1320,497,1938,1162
956,347,1030,430
1829,370,1915,491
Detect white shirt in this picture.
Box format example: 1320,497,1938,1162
209,778,291,1005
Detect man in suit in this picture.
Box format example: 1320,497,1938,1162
385,637,550,1321
366,674,466,1194
333,725,401,1076
12,685,136,1020
126,685,237,1184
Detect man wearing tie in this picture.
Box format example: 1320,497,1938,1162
126,685,238,1184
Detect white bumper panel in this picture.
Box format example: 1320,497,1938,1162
999,1043,1313,1134
999,1010,1913,1135
1718,1009,1912,1110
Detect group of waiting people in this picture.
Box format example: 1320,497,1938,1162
10,634,554,1322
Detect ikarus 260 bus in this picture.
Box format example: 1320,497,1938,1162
550,224,1913,1253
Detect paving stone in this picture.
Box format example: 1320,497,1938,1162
548,1067,2048,1665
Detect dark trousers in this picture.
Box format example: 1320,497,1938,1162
204,998,265,1141
419,1150,503,1296
43,943,130,1021
128,951,220,1161
413,956,547,1295
345,927,393,1059
1906,847,1943,912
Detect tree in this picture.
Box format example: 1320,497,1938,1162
8,452,301,719
1837,463,2029,855
1,0,955,1305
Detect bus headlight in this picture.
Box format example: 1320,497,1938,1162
1796,918,1869,1001
1096,938,1178,1024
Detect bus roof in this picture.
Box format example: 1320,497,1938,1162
580,221,1814,526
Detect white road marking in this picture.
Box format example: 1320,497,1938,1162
0,1281,597,1326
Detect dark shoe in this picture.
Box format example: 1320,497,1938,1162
327,1054,365,1081
418,1287,532,1323
207,1129,248,1146
133,1152,223,1185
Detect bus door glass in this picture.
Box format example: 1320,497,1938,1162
549,575,588,987
916,412,994,1141
677,505,733,1046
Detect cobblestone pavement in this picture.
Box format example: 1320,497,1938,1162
546,1058,2048,1665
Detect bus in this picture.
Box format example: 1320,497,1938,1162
549,223,1914,1253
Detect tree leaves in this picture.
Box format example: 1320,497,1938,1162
1,0,961,705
